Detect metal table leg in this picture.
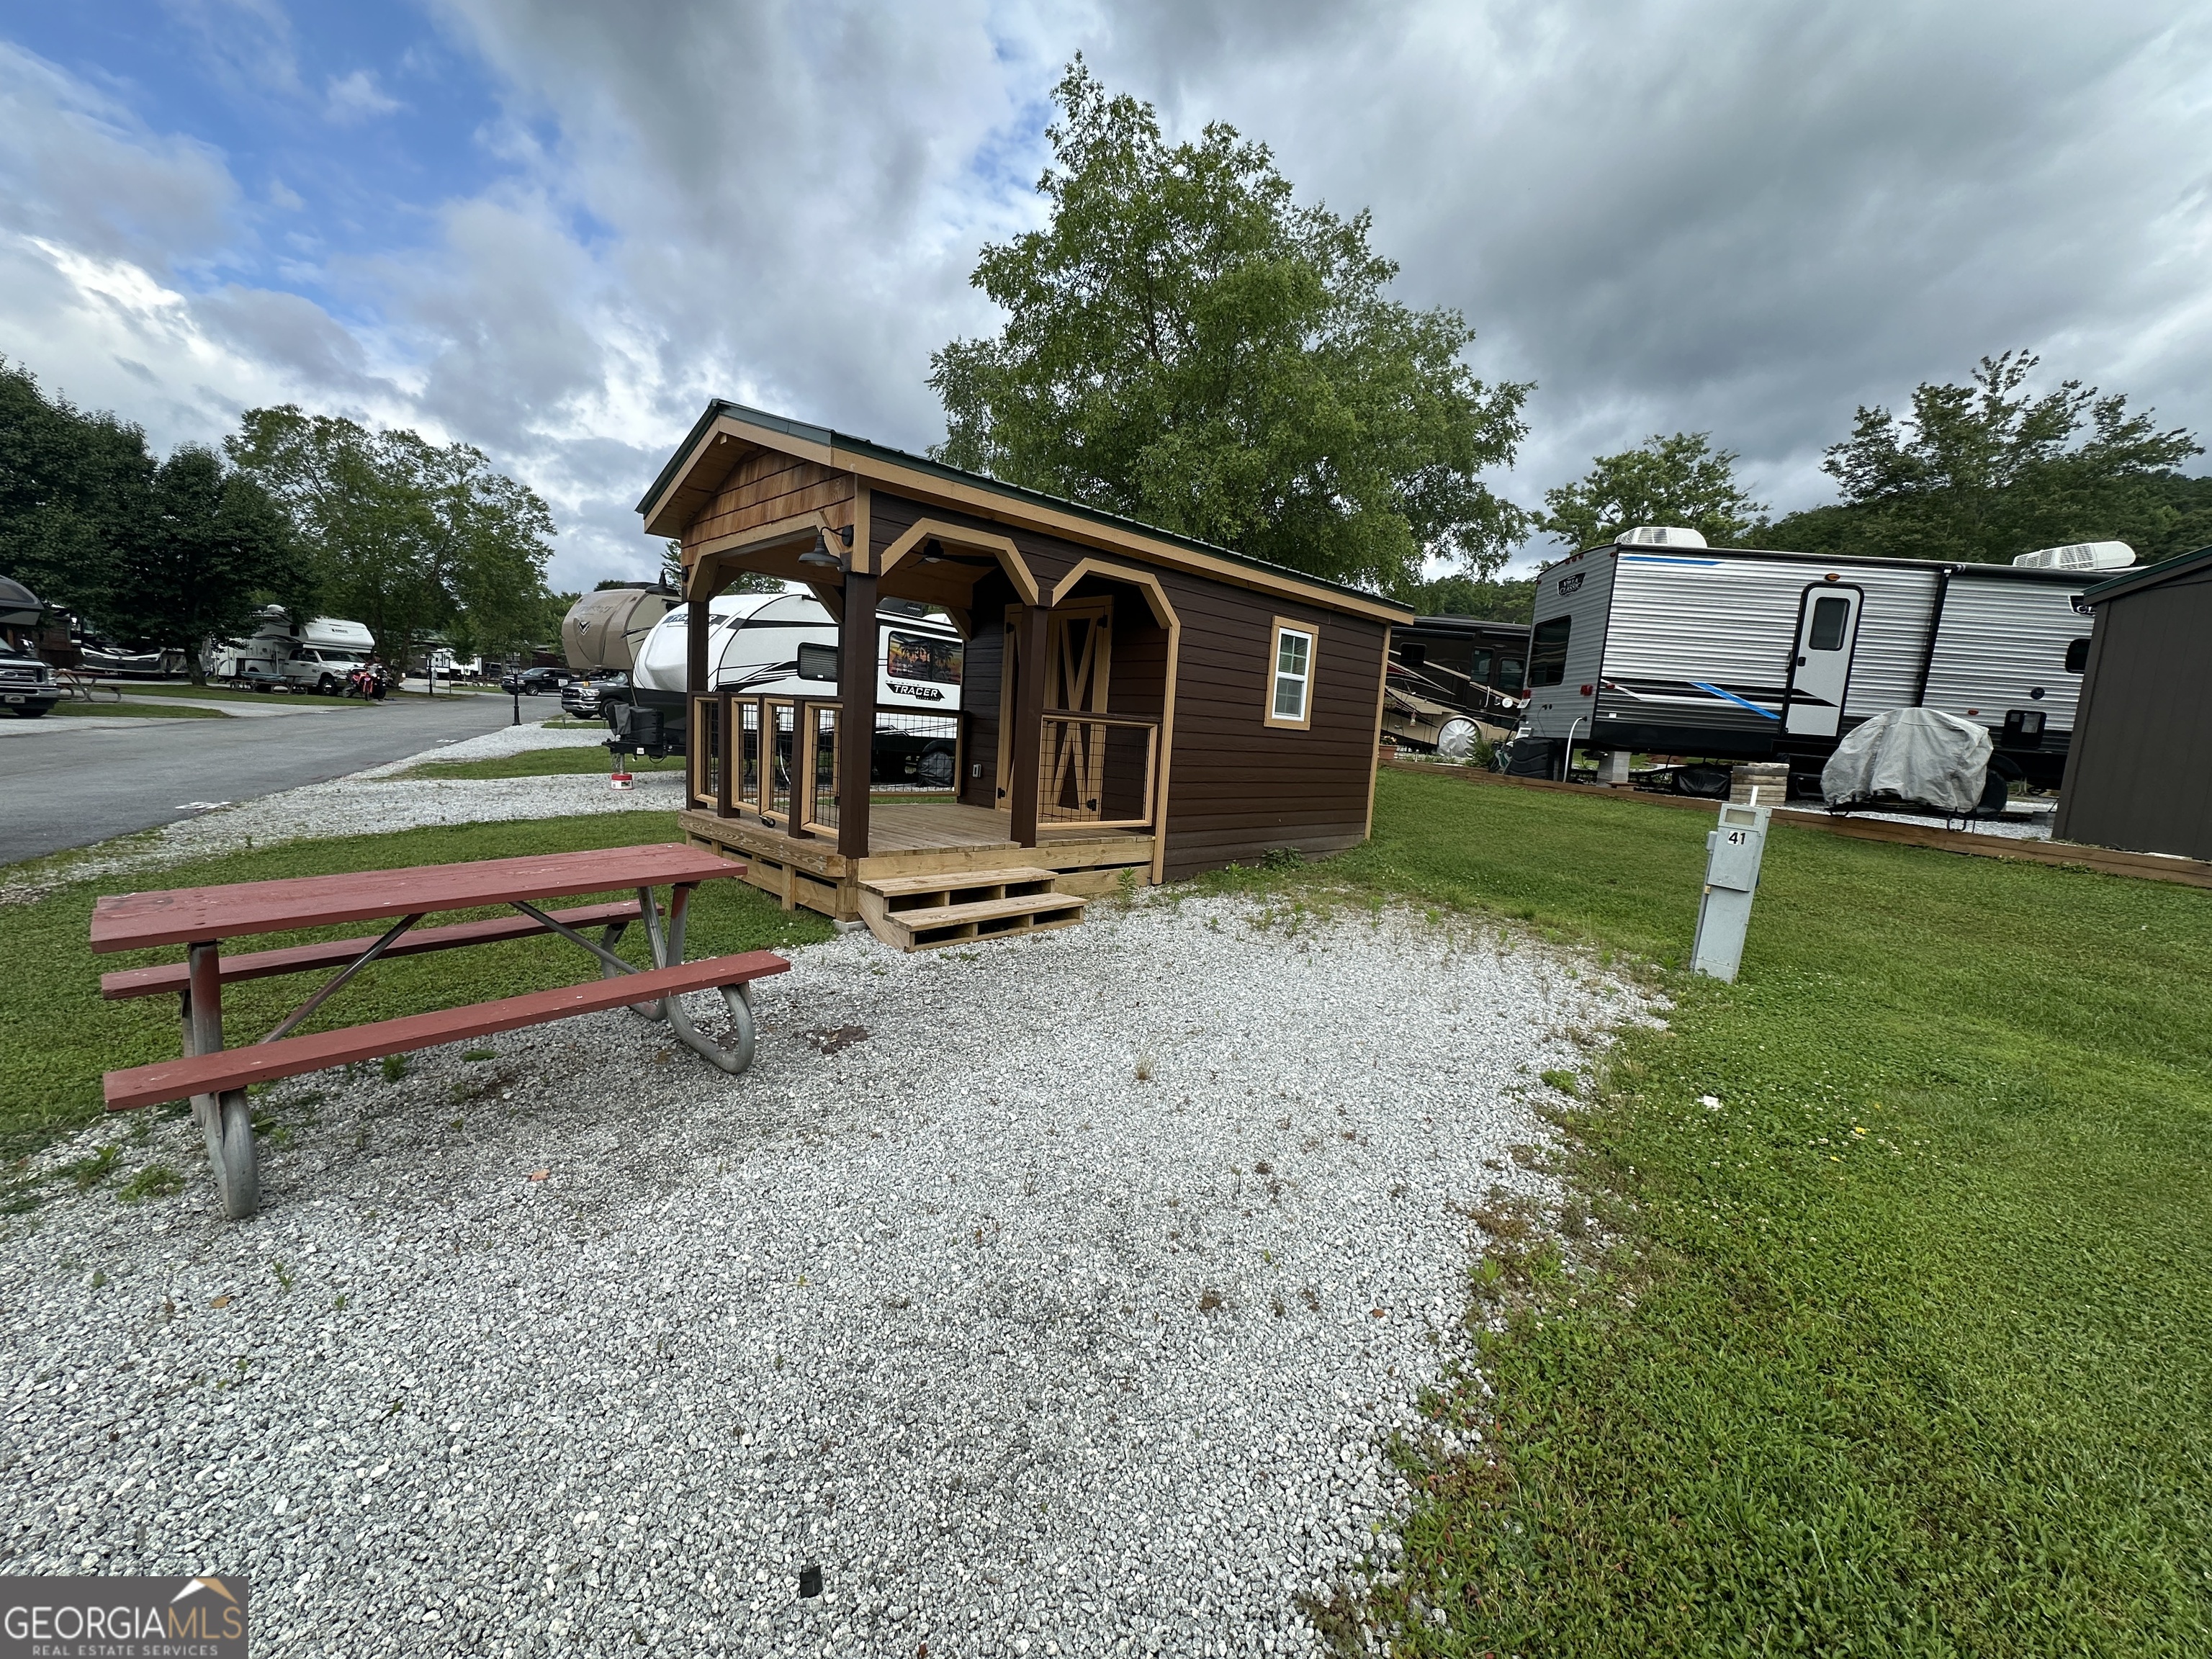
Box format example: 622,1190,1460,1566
638,883,756,1074
185,942,258,1219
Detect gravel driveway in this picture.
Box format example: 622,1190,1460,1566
6,894,1650,1655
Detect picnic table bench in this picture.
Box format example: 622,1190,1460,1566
91,843,788,1218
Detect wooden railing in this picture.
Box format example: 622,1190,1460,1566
688,696,1157,837
688,693,842,837
1038,711,1157,830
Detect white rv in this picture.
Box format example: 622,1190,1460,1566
204,611,376,693
610,590,964,783
1517,529,2126,796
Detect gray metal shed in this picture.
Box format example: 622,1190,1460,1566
2054,546,2212,860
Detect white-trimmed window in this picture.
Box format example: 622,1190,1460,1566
1264,618,1317,729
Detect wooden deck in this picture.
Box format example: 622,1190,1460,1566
679,801,1156,920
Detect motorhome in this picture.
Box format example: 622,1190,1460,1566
609,588,965,784
204,611,376,693
1516,529,2128,796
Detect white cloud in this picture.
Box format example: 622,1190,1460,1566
325,68,402,123
5,2,2211,595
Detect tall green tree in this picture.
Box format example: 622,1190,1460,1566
104,446,305,683
227,408,555,667
1539,431,1768,552
930,59,1530,590
1405,572,1537,624
0,359,154,626
1768,351,2202,563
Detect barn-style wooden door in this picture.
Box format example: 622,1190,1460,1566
996,601,1113,813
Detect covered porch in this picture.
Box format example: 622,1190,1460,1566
670,470,1180,934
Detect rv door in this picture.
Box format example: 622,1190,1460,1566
1781,584,1863,738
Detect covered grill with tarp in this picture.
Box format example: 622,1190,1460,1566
1820,706,1997,817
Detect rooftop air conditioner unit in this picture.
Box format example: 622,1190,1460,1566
1617,526,1709,549
2010,540,2135,570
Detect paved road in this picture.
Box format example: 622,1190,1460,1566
0,693,528,865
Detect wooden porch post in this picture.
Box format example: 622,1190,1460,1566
1009,599,1050,848
837,570,876,860
685,560,714,702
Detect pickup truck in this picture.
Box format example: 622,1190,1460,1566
1,644,59,717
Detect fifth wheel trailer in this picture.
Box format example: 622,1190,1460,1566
608,588,966,783
1516,532,2112,793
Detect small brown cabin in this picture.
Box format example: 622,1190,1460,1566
637,402,1409,937
2054,545,2212,861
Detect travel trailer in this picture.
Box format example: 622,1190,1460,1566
608,588,966,784
560,584,677,675
1516,529,2127,796
204,611,376,693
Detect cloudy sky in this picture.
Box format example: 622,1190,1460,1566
4,1,2207,588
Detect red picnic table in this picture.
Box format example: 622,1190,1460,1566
91,843,788,1218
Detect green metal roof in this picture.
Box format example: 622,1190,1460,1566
2075,544,2212,606
638,399,1416,617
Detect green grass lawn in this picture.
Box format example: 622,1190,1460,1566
391,747,684,780
6,768,2205,1651
48,701,225,719
0,811,830,1164
1295,768,2212,1656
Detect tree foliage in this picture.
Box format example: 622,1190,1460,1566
1,363,304,667
0,359,156,627
931,60,1530,591
104,446,303,683
1539,431,1768,552
1404,572,1537,624
1767,351,2203,563
228,408,555,667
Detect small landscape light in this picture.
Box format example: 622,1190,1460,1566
798,1563,823,1598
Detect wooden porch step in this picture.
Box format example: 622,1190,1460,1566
857,867,1088,952
860,866,1061,899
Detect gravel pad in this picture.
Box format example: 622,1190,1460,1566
8,895,1650,1654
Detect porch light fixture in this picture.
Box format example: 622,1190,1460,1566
920,539,945,564
798,529,842,570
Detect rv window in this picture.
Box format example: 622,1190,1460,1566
1469,649,1492,683
1500,657,1524,692
1264,619,1317,729
1399,642,1426,670
796,642,839,682
1808,594,1851,651
1529,618,1570,688
2064,637,2090,673
886,631,962,685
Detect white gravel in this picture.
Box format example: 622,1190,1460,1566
4,894,1654,1655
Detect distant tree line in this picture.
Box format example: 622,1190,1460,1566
0,359,560,680
936,63,2210,626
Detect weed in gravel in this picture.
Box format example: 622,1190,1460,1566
1539,1069,1580,1096
272,1259,294,1293
1135,1054,1154,1082
117,1164,184,1204
462,1049,498,1062
62,1144,120,1191
380,1055,408,1083
1198,1289,1225,1313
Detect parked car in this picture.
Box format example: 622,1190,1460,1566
560,673,624,718
500,667,578,696
0,643,58,717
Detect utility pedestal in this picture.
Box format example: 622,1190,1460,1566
1691,799,1771,982
1597,749,1631,787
